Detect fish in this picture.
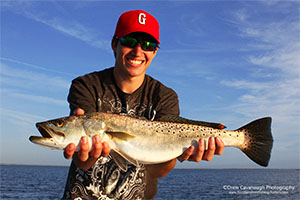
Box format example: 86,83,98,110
29,112,273,170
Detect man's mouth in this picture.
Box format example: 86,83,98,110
128,58,143,65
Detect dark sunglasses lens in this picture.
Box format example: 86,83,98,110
120,37,138,47
141,41,158,51
120,37,158,51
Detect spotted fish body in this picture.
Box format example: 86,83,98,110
29,112,273,168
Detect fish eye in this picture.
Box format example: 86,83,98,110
56,121,64,127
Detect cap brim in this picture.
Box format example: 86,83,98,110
116,29,160,44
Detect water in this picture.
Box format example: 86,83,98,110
157,169,299,200
0,165,299,199
0,165,68,199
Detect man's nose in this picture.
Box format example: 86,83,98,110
131,43,144,56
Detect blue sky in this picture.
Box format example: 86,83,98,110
0,0,299,169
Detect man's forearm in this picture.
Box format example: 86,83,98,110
145,158,177,179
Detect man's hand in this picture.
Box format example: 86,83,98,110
63,108,111,170
177,137,224,162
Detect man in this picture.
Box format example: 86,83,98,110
62,10,224,200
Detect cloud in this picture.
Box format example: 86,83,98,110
248,45,300,76
0,57,76,77
234,8,249,23
0,62,70,90
221,79,299,119
2,1,111,50
0,0,33,10
26,13,110,49
0,108,46,126
232,7,300,77
179,13,206,37
0,62,70,108
220,5,300,131
2,89,67,107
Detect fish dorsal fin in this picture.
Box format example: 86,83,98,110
156,115,226,129
106,131,136,142
110,150,139,172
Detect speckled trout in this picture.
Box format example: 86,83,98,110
29,112,273,169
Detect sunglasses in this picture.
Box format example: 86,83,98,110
119,36,159,51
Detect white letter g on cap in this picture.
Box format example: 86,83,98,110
138,13,146,25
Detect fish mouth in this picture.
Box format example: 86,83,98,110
36,123,65,139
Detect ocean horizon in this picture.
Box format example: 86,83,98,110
2,163,299,169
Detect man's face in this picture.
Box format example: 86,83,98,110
112,32,158,79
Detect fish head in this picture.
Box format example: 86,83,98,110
37,115,84,136
32,115,87,149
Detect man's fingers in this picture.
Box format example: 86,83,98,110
64,143,76,159
177,137,224,163
74,108,85,116
78,136,89,162
215,136,224,155
202,137,215,161
177,146,194,162
101,142,111,157
90,135,102,159
188,138,205,162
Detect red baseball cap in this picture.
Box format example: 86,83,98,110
114,10,160,43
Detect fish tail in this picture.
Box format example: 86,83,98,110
238,117,273,167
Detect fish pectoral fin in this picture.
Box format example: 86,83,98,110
110,150,128,172
110,149,139,171
106,131,136,142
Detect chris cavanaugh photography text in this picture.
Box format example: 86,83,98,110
223,184,296,195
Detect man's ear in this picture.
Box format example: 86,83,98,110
153,48,158,57
112,38,119,50
111,38,118,57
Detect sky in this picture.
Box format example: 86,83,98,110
0,0,299,169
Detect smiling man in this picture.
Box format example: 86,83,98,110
112,31,159,94
62,10,224,200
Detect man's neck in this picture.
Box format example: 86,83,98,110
113,67,145,94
